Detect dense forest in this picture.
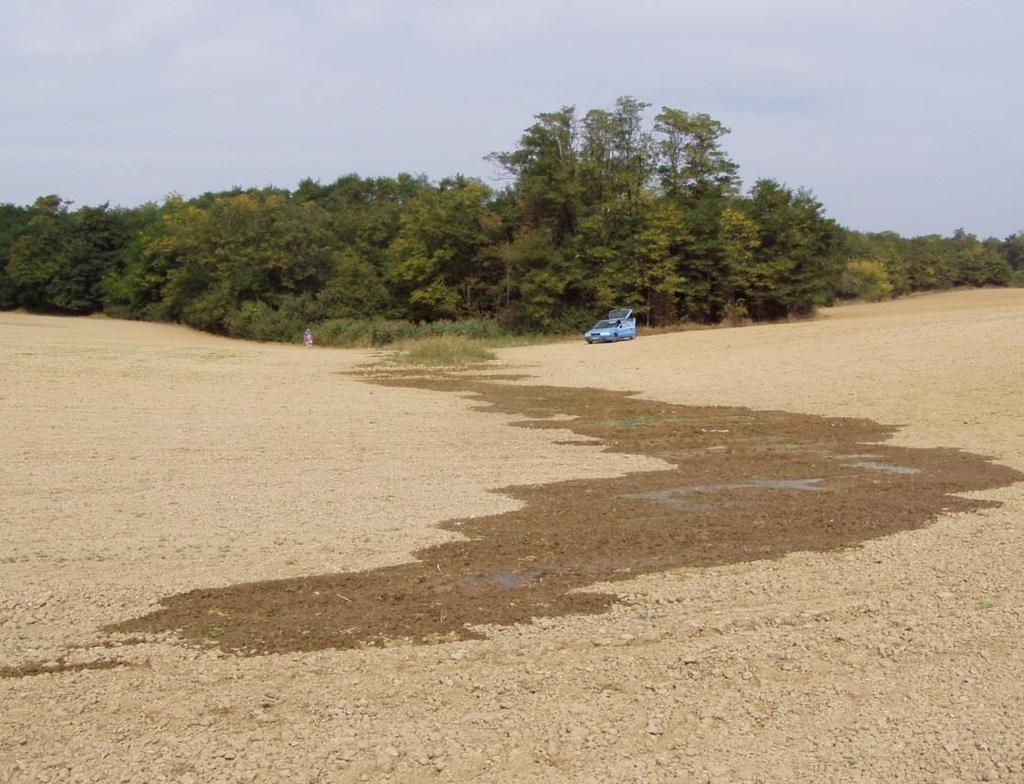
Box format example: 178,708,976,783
2,97,1020,344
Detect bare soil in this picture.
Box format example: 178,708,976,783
2,288,1024,783
109,373,1019,655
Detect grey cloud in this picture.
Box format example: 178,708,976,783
1,0,1021,236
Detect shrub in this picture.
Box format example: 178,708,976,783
313,317,508,348
222,296,322,342
722,299,750,326
388,335,496,366
838,259,894,302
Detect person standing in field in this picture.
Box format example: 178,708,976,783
303,328,313,348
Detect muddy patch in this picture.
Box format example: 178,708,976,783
108,370,1022,654
0,657,129,679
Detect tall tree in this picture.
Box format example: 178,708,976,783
157,190,334,333
5,197,129,313
488,107,580,243
653,109,740,198
0,203,31,308
5,196,71,310
741,180,841,318
652,107,742,321
386,177,495,320
1001,232,1023,270
951,229,1011,286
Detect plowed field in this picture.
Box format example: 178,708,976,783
2,289,1023,783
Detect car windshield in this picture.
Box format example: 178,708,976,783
592,320,617,328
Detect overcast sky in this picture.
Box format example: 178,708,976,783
2,0,1021,237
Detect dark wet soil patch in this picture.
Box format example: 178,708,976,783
1,657,129,679
108,370,1022,655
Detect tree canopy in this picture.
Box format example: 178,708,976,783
1,98,1017,342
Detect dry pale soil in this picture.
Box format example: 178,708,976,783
1,288,1023,783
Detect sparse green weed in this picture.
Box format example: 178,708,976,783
388,335,496,366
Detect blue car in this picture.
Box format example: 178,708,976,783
584,308,637,344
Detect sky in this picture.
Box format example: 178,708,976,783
2,0,1022,238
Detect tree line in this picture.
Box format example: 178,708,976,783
1,97,1020,343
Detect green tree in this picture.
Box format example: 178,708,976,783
102,202,174,320
950,229,1011,286
579,97,653,213
1003,232,1024,270
671,193,732,322
740,180,841,318
56,203,133,312
630,195,688,325
493,228,583,331
386,177,495,320
649,107,743,322
317,249,390,319
489,107,580,243
653,109,740,198
838,259,895,301
0,203,31,308
719,207,762,316
158,190,334,334
5,196,130,313
5,196,71,310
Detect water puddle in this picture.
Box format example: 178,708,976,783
847,461,921,475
